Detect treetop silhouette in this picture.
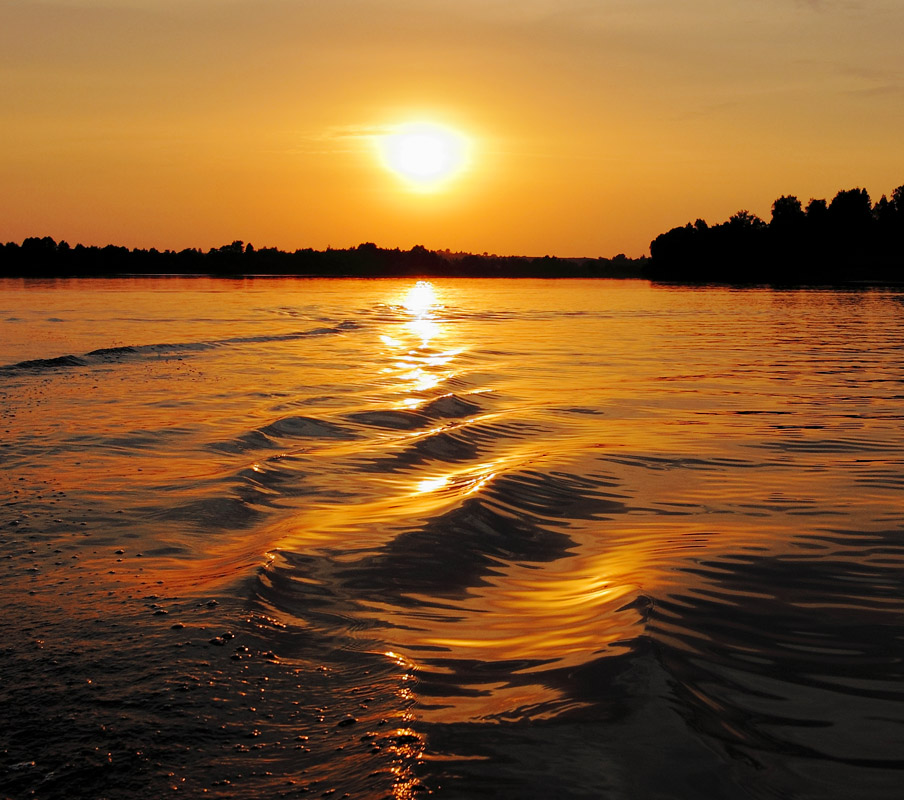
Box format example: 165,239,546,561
649,183,903,283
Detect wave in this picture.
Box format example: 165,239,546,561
0,321,362,374
0,354,89,372
648,528,904,776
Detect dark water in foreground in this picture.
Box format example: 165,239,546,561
1,278,902,799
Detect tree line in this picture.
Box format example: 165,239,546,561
0,238,646,279
3,182,902,282
649,184,904,283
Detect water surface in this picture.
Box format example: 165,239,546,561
1,278,902,798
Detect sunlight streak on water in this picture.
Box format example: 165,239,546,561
405,316,441,345
415,476,452,494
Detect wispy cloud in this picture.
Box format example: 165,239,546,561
321,124,394,141
288,124,394,156
844,82,904,97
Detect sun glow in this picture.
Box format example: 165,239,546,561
378,123,470,190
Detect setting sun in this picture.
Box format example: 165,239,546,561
378,122,470,190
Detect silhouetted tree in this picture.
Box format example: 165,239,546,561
829,188,872,229
769,196,808,272
727,210,765,230
805,198,828,222
892,184,904,209
874,195,894,225
825,188,874,273
648,182,903,284
771,195,805,229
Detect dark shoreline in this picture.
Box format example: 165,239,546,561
3,273,903,289
0,239,648,281
5,177,904,289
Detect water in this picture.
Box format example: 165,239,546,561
1,278,902,799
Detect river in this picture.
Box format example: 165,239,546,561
1,278,902,798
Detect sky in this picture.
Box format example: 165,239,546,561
2,0,903,257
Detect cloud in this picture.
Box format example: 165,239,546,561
845,82,904,97
322,125,394,141
286,124,394,157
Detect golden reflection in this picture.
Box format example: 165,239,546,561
419,570,639,661
374,280,463,404
415,476,451,494
370,527,652,723
465,470,496,496
405,316,440,346
402,280,439,316
401,282,441,347
411,459,504,501
412,370,441,392
380,651,426,800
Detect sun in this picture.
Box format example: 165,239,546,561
378,122,470,191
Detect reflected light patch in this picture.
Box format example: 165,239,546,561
412,369,441,392
406,317,440,345
402,281,438,316
416,476,451,494
466,471,496,495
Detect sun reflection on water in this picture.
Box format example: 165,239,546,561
376,280,463,406
402,282,441,348
415,476,452,494
402,280,439,316
405,316,440,346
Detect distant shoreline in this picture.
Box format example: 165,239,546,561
0,239,649,280
4,178,903,285
3,273,904,288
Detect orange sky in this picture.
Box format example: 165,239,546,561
2,0,903,257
